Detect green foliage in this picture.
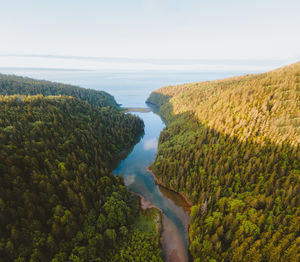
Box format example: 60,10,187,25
0,92,147,261
103,193,130,228
148,62,300,261
112,208,163,262
240,220,260,236
112,230,163,262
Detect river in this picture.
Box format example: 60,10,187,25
113,109,191,262
0,68,259,261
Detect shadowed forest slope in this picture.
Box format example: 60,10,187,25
147,62,300,262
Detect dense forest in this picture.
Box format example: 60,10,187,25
0,73,118,109
0,76,163,261
147,62,300,261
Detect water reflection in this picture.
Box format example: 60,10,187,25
143,138,158,150
124,174,136,186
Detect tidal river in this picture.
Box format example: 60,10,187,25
113,110,191,262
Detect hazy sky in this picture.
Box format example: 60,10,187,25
0,0,299,68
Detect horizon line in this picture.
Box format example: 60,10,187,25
1,54,299,66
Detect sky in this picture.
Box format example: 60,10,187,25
0,0,299,70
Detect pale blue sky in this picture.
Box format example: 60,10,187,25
0,0,299,65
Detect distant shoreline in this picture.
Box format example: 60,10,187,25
122,107,151,113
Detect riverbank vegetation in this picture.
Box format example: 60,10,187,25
147,62,300,261
113,206,163,261
0,75,163,261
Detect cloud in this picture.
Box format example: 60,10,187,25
143,138,158,150
124,174,136,186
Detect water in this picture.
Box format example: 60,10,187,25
1,68,260,261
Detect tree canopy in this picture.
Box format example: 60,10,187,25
147,62,300,261
0,74,163,261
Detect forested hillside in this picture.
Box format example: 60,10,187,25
147,62,300,261
0,73,118,108
0,73,163,261
0,95,151,261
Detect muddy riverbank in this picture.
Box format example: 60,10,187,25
147,167,193,211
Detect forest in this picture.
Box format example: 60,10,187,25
147,62,300,261
0,76,163,261
0,73,118,109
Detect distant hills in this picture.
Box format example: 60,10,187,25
0,73,118,109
